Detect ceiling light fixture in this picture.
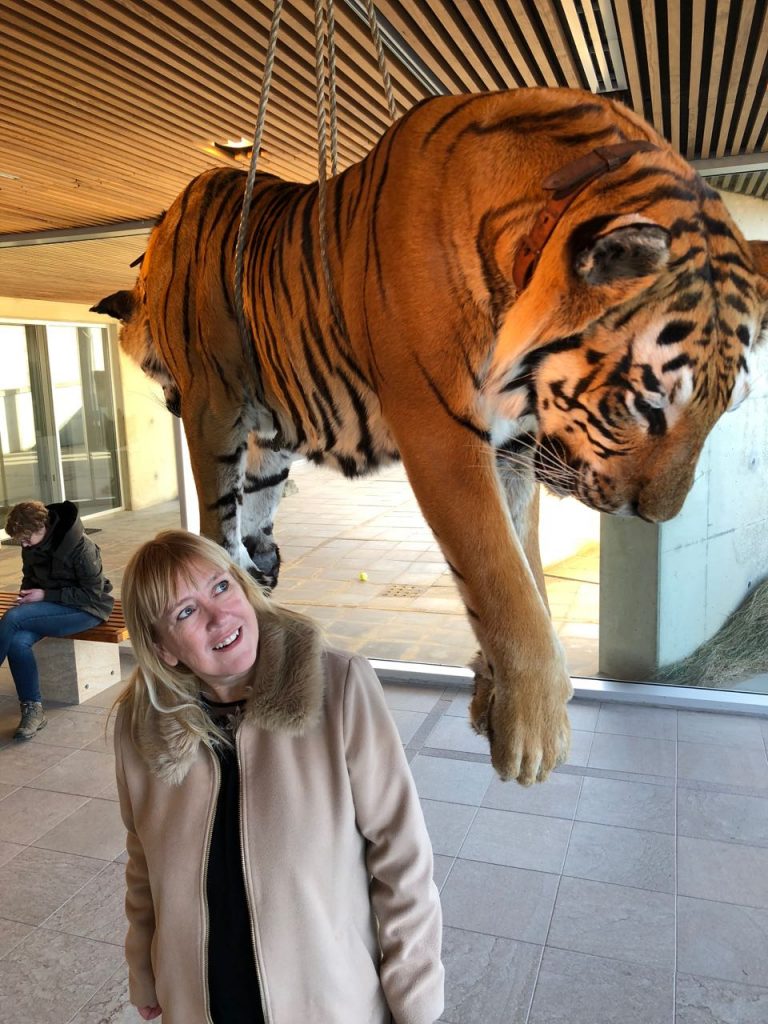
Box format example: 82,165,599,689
213,137,254,159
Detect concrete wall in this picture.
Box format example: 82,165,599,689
0,298,177,512
599,191,768,680
539,493,599,570
723,192,768,234
114,329,178,510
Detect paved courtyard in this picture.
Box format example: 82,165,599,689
0,460,600,677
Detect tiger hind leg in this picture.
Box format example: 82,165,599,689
241,438,293,591
182,388,283,587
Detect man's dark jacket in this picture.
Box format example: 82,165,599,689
20,501,114,621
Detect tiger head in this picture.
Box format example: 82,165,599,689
492,177,768,522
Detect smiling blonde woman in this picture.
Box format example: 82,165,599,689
114,529,444,1024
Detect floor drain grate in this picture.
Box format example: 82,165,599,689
379,584,428,599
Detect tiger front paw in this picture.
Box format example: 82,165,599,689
470,657,572,785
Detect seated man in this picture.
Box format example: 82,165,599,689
0,500,114,739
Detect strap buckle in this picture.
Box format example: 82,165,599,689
512,140,660,291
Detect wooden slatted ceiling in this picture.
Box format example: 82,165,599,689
0,0,766,306
0,237,150,305
709,169,768,198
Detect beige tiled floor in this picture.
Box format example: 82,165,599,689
3,459,766,1021
1,675,768,1023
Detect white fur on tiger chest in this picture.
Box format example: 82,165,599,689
480,382,534,446
490,414,538,448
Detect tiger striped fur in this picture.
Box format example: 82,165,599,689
93,88,768,784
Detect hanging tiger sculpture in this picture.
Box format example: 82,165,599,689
93,88,768,785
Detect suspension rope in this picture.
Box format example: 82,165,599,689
233,0,284,433
234,0,398,393
363,0,398,121
326,0,340,175
313,0,348,339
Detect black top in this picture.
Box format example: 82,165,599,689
203,696,265,1024
20,501,114,621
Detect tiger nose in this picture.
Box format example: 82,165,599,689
630,499,655,523
635,478,689,523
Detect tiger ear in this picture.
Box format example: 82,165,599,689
89,290,135,322
574,221,670,285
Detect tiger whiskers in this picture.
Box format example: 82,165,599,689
510,433,577,482
496,444,576,492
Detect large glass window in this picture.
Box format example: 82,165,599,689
47,325,121,514
0,322,122,518
0,325,46,511
4,280,764,703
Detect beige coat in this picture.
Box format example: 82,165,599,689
115,608,444,1024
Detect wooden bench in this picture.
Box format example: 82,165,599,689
0,593,128,704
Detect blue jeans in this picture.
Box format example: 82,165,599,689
0,602,102,703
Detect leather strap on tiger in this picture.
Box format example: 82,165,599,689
512,140,660,292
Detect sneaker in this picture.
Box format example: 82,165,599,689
14,701,47,741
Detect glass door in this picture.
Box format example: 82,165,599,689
46,325,121,514
77,326,121,513
1,322,122,521
0,325,55,516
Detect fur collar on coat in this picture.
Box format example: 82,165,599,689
131,607,326,786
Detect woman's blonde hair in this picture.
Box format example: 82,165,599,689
116,529,280,751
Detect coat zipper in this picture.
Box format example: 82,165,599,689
236,730,272,1024
201,751,220,1024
